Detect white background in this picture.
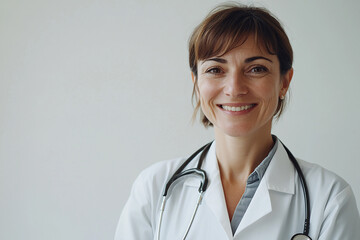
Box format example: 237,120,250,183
0,0,359,239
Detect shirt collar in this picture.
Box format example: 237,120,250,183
248,135,279,183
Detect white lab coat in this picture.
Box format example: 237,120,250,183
115,141,360,239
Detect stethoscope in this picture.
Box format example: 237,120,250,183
156,140,312,240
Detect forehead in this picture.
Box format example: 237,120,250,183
201,34,276,62
197,32,276,62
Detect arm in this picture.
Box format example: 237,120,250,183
318,185,360,239
114,173,154,240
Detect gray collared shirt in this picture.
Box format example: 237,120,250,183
230,137,278,234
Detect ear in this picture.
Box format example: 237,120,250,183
280,68,293,96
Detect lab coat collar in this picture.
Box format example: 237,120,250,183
183,140,295,193
183,140,295,238
235,140,295,235
264,141,295,195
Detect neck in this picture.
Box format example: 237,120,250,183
215,129,274,183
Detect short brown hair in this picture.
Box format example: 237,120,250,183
189,4,293,127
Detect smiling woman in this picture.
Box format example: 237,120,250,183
194,35,292,138
189,5,293,128
115,4,360,240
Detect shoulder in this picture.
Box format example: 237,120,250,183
132,157,187,198
138,157,186,182
297,159,349,195
296,160,360,238
116,157,187,239
123,157,188,223
297,159,358,215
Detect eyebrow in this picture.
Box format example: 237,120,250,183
201,56,273,65
201,57,227,65
245,56,273,63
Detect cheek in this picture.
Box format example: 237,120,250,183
198,80,217,99
197,81,220,121
256,81,281,114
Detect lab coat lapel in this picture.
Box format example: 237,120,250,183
184,142,233,239
183,141,295,238
235,142,295,235
235,177,272,233
201,142,234,239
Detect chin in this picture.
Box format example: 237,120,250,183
215,123,256,138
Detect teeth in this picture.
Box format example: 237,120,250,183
222,104,254,112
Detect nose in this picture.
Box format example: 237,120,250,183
223,72,248,97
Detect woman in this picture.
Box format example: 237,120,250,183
115,4,360,240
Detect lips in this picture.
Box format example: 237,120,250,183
218,104,257,112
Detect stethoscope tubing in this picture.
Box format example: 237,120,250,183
157,140,312,240
281,141,311,237
162,142,211,196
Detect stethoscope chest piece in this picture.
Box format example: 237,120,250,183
291,233,312,240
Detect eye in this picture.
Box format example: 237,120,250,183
205,67,223,75
249,66,268,74
250,66,268,73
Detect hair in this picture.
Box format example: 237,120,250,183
189,3,293,127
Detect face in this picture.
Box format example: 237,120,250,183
194,35,293,138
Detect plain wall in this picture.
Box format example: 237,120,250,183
0,0,359,239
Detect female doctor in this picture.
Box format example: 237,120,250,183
115,4,360,240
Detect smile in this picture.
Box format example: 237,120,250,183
220,104,256,112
